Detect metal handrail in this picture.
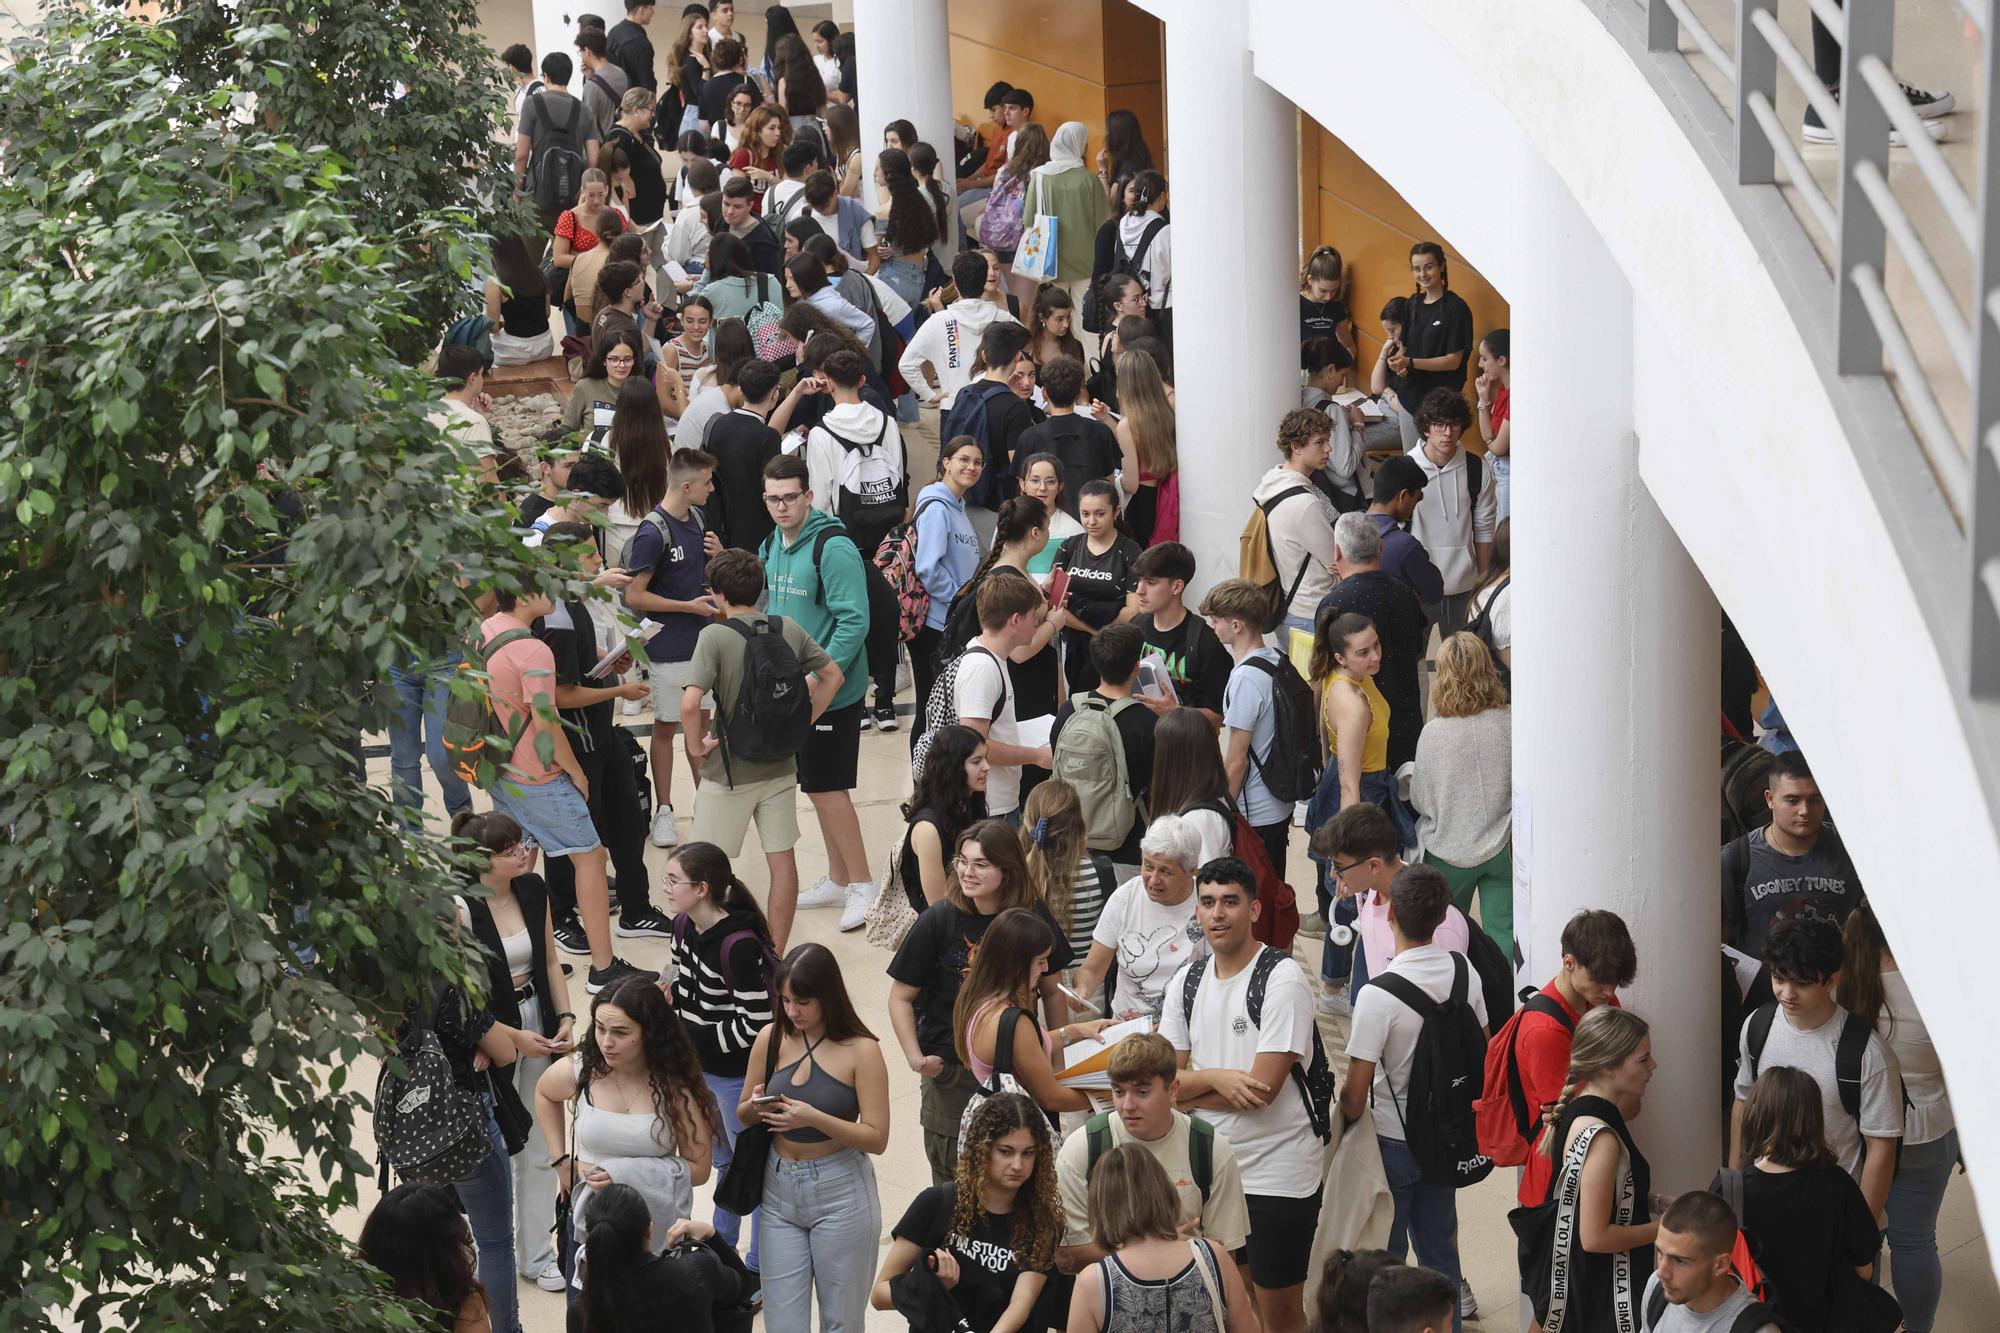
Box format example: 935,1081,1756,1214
1640,0,2000,699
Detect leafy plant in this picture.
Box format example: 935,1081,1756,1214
0,5,551,1327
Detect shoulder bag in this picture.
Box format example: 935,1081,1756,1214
712,1033,782,1214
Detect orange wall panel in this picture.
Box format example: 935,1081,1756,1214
948,0,1104,84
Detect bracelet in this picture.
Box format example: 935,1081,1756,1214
556,1012,576,1022
551,1153,573,1169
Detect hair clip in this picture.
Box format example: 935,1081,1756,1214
1028,817,1050,848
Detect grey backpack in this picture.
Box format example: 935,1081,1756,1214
1053,692,1140,852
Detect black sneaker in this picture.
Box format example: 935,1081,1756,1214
553,914,590,956
873,706,899,733
586,957,658,993
614,906,674,939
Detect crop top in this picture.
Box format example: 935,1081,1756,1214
770,1036,861,1143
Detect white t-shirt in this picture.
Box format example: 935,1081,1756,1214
1159,948,1319,1197
1733,1002,1902,1178
954,644,1021,815
1346,943,1490,1143
1180,807,1233,867
766,178,807,225
1090,878,1208,1020
1469,579,1512,650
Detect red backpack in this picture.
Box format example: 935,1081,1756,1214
1475,993,1574,1166
1191,798,1299,952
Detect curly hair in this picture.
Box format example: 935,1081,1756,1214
951,1092,1061,1270
576,976,725,1151
1431,631,1507,717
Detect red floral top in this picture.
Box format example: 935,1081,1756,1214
554,210,600,253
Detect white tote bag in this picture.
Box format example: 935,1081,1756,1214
1013,178,1059,282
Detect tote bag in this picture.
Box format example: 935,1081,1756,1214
1012,178,1059,283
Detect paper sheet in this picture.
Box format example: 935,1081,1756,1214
1015,714,1054,750
1721,944,1762,1000
1056,1015,1157,1087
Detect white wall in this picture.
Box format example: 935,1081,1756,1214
1246,0,2000,1256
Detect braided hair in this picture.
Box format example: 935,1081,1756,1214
1536,1006,1651,1158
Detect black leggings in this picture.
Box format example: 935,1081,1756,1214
909,625,943,752
863,560,900,711
1812,0,1842,86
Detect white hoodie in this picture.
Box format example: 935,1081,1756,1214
897,297,1019,409
807,399,905,520
1253,465,1340,621
1408,442,1497,597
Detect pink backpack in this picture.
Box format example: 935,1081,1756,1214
873,496,948,640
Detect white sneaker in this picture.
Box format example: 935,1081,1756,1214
534,1263,568,1293
1316,985,1351,1018
838,882,874,931
621,695,646,716
896,659,913,695
650,804,679,848
796,877,845,910
1292,799,1310,828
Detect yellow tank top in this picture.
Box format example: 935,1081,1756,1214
1322,672,1390,774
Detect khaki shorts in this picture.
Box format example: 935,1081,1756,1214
690,773,800,857
648,657,712,719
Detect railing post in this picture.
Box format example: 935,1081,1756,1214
1835,0,1893,374
1646,0,1678,53
1969,1,2000,698
1736,0,1778,184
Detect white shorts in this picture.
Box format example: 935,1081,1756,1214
648,657,713,720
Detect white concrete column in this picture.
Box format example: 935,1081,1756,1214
1159,0,1299,598
1510,193,1722,1192
528,0,581,81
853,0,955,238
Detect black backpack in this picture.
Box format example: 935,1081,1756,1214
1365,953,1496,1187
526,92,589,216
1469,574,1510,692
1240,653,1321,804
1642,1284,1779,1333
1461,923,1517,1030
1107,217,1166,301
938,380,1015,494
712,616,813,782
1180,945,1334,1142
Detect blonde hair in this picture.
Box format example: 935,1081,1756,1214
1431,632,1508,717
1021,779,1089,933
1117,350,1177,479
1537,1006,1651,1159
1087,1143,1185,1251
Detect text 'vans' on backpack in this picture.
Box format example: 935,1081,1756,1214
526,92,589,218
713,615,813,784
1241,653,1322,805
1476,991,1574,1166
874,495,949,641
822,414,908,557
1180,946,1334,1141
1054,692,1141,852
1238,486,1316,635
1366,952,1495,1187
441,627,535,789
1189,797,1300,953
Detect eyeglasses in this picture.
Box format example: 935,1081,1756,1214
604,354,637,366
762,491,807,506
499,836,539,858
663,871,693,889
1329,858,1365,878
954,856,994,875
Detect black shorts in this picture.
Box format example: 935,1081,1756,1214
797,701,862,793
1243,1189,1322,1289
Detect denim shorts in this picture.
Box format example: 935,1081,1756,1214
491,774,603,858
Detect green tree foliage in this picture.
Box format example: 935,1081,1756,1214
0,6,549,1328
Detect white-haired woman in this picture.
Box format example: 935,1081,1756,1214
1070,815,1208,1021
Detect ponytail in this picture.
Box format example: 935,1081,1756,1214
965,496,1048,589
1535,1075,1584,1161
667,841,774,946
577,1183,651,1332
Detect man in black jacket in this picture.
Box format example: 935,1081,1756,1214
607,0,658,94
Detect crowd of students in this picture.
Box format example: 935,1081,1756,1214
368,7,1964,1333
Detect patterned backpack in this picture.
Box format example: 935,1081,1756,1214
873,495,948,641
374,983,492,1187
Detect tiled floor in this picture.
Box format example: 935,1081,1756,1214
332,688,1995,1331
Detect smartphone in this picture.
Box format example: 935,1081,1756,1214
751,1093,784,1106
1057,982,1101,1018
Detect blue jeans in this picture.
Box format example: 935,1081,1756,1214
1379,1135,1462,1333
1888,1128,1958,1332
388,657,470,819
706,1070,762,1271
762,1148,881,1333
454,1097,521,1333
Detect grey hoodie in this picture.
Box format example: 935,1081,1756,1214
1253,464,1340,620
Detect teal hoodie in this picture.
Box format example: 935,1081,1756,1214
759,508,869,711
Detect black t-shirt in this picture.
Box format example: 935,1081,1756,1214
892,1183,1051,1333
989,392,1045,490
1399,289,1475,409
1724,826,1864,957
888,900,1074,1063
1016,415,1121,516
607,125,667,225
1133,611,1230,718
1738,1163,1878,1332
1315,570,1429,769
1299,293,1351,348
704,409,782,552
1051,691,1158,862
1056,533,1142,692
519,492,557,527
698,70,748,125
536,600,616,753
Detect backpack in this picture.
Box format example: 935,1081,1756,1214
1107,217,1166,302
441,628,536,789
1720,739,1775,845
1191,797,1300,953
443,314,494,369
617,725,652,825
1642,1282,1776,1333
743,272,796,363
1475,992,1575,1166
939,380,1016,485
1743,1002,1872,1128
526,92,589,217
1364,953,1496,1187
910,643,1007,780
977,170,1028,251
1469,574,1510,692
712,616,814,783
820,413,907,554
670,915,781,992
374,983,492,1188
1179,946,1333,1141
1706,1168,1780,1310
1462,921,1518,1036
873,495,949,640
1053,693,1141,852
1083,1109,1215,1203
1238,486,1316,634
1240,653,1321,805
